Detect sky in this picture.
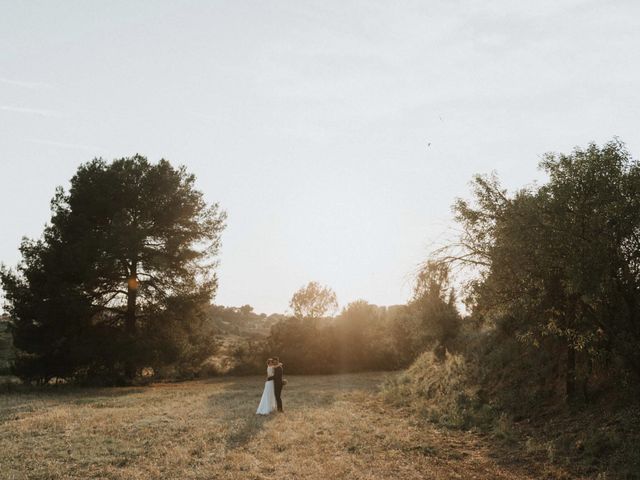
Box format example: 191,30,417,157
1,0,639,315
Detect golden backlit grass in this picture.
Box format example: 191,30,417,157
1,373,554,480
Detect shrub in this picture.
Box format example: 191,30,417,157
382,349,497,431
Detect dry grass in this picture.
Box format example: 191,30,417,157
2,372,557,479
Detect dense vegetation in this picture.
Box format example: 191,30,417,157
384,140,640,477
440,139,640,404
215,275,460,376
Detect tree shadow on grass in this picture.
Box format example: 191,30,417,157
0,385,147,423
0,381,145,397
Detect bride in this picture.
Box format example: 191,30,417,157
256,358,278,415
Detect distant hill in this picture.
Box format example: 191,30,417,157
201,305,285,375
207,305,285,338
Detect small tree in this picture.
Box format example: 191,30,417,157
410,261,461,353
289,281,338,322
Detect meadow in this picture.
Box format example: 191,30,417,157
0,372,561,480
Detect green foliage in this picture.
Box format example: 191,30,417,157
263,282,414,374
445,139,640,401
227,271,463,376
289,281,338,322
1,155,226,384
266,301,414,374
410,261,461,352
385,140,640,478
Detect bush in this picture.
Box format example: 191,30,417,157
382,349,497,431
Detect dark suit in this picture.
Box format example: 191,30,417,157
270,364,283,411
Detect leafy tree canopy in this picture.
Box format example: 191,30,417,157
289,281,338,321
1,155,226,383
443,139,640,399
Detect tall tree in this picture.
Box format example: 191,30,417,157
1,155,226,383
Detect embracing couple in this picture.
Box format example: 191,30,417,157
256,357,286,415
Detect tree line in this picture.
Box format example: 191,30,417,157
2,139,640,400
248,138,640,405
223,275,460,375
0,155,461,384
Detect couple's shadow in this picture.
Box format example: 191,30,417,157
206,378,283,449
205,376,347,449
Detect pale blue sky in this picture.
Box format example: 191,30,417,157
1,0,639,314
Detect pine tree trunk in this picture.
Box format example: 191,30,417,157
125,277,137,335
124,263,138,380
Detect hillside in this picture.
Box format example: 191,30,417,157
384,350,640,478
208,305,282,339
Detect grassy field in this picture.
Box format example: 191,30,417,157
1,372,566,480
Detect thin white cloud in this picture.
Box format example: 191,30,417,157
0,77,52,89
0,105,63,118
26,138,103,152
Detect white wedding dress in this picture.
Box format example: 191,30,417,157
256,366,277,415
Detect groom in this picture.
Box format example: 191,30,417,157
268,357,284,412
